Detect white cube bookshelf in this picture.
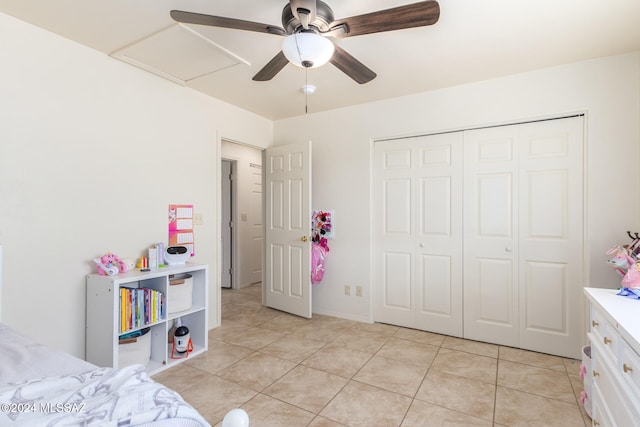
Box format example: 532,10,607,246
86,263,208,375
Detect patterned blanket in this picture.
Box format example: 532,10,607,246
0,364,209,426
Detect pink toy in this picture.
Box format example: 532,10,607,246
311,242,328,284
93,252,127,276
621,254,640,288
607,245,634,276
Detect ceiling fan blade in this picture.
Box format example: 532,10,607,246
330,45,376,84
329,0,439,38
253,51,290,81
170,10,286,35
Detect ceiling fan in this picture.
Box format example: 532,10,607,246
170,0,440,84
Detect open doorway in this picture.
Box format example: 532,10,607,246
220,140,263,290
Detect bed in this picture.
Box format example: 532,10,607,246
0,323,211,426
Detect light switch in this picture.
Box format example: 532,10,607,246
241,213,248,221
194,213,204,225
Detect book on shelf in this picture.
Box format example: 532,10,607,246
119,287,165,333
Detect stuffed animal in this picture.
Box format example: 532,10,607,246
94,252,128,276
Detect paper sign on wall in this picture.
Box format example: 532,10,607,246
169,204,195,256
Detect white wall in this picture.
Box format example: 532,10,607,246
274,52,640,322
0,13,272,358
221,141,263,288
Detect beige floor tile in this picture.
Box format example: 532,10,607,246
320,381,412,427
259,312,313,333
217,352,296,391
354,354,427,396
291,323,344,343
184,341,253,374
302,342,372,378
152,363,210,393
393,328,446,346
415,369,495,421
498,359,576,403
224,305,281,326
331,328,390,354
499,346,567,372
494,386,585,426
377,337,439,368
222,326,284,350
401,400,493,427
230,393,315,427
307,415,348,426
442,336,499,358
207,319,251,341
260,333,327,363
179,374,257,426
431,348,498,384
264,365,348,413
350,321,400,336
563,357,583,377
310,314,360,332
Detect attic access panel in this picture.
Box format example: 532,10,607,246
111,23,249,85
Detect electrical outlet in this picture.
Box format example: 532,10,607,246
194,213,204,225
356,286,363,297
344,285,351,296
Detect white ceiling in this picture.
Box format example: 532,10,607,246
2,0,640,120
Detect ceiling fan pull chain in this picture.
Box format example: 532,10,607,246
304,68,309,114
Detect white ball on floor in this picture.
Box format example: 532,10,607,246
222,408,249,427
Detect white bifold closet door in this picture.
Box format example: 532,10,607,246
374,116,584,358
464,117,584,358
373,132,464,337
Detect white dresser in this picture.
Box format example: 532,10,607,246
584,288,640,427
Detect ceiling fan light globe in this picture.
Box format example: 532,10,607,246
282,33,334,69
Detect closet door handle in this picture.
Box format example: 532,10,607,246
505,247,512,252
623,364,633,373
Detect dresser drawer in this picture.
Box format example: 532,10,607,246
618,336,640,395
590,305,618,363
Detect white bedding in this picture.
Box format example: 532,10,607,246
0,324,210,427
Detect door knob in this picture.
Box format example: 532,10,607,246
505,247,512,252
300,236,309,242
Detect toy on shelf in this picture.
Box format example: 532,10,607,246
93,252,128,276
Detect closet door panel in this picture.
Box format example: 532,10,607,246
518,117,584,358
373,142,415,327
463,126,519,346
415,133,463,336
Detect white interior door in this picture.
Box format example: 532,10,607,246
264,141,312,318
517,117,584,357
414,133,463,336
373,133,463,336
464,117,584,357
463,126,520,347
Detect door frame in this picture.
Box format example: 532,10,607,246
221,158,237,290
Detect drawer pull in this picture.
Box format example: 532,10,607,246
593,370,599,377
592,320,599,327
623,364,633,373
604,337,612,345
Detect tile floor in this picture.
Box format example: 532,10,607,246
153,284,591,427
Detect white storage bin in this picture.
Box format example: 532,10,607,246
168,274,193,314
118,329,151,368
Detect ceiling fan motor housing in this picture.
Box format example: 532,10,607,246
282,0,334,34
